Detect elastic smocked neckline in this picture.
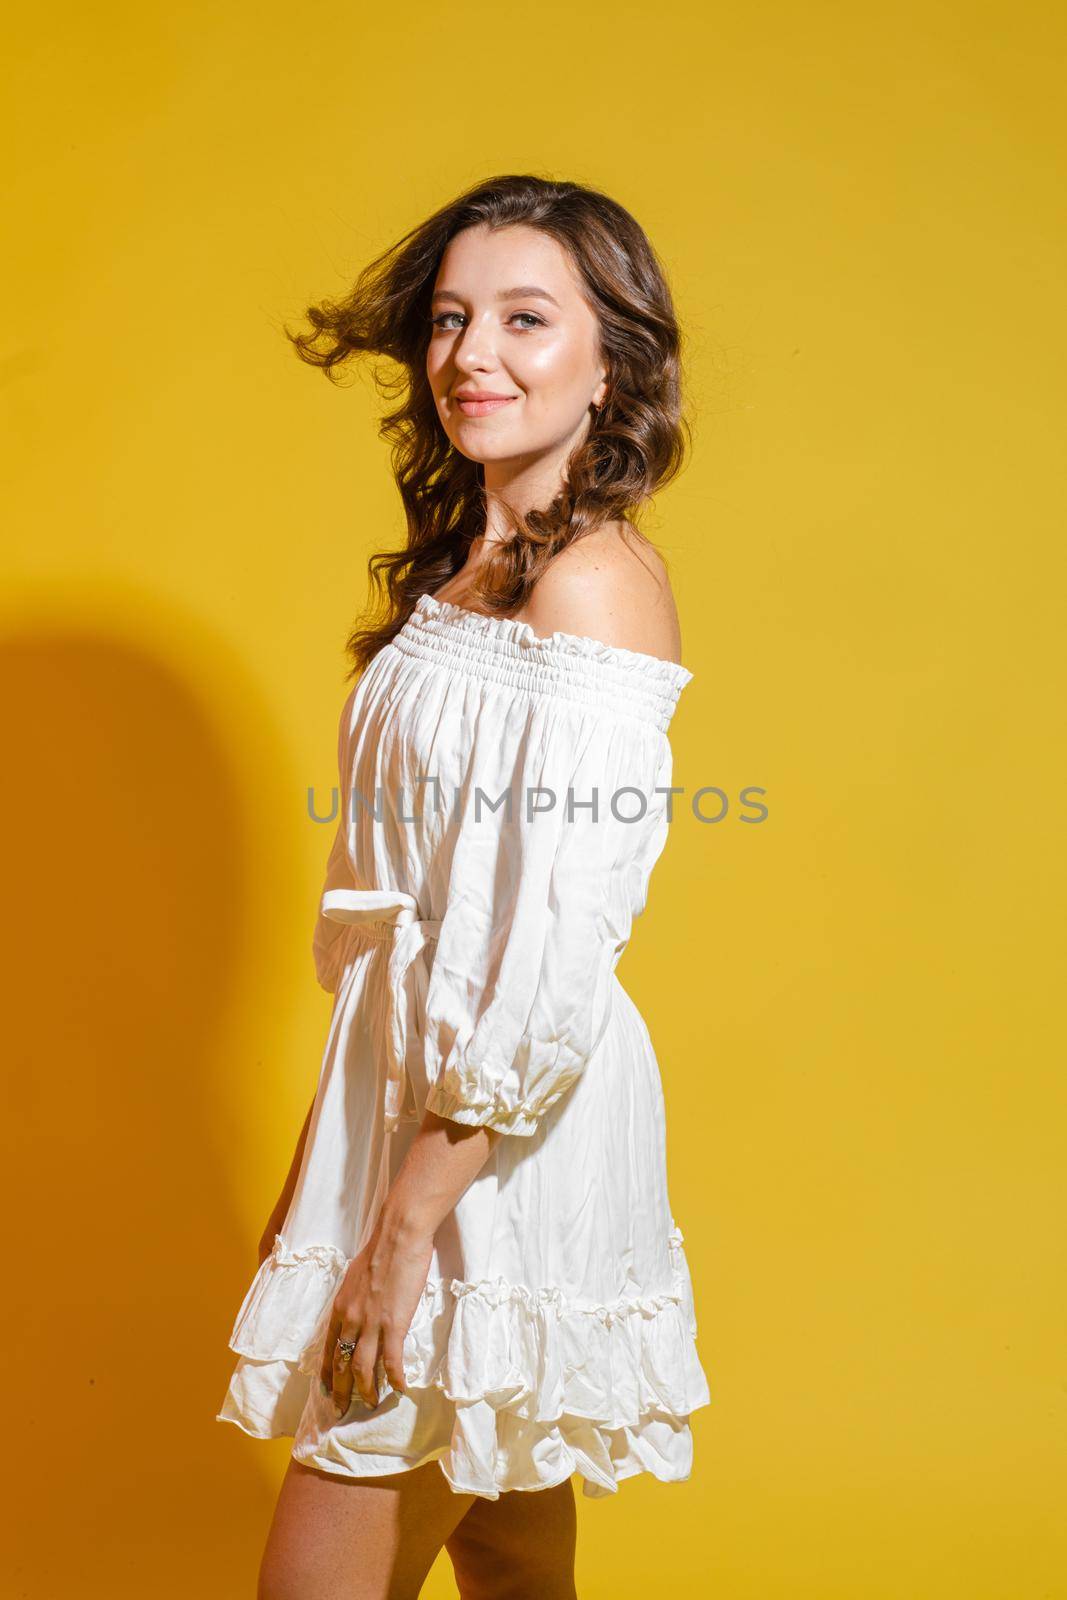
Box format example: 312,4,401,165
414,593,694,688
389,592,694,734
415,592,694,684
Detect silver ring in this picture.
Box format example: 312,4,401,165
335,1337,358,1365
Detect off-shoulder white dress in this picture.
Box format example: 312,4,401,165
216,592,712,1499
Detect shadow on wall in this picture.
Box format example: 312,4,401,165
0,627,279,1598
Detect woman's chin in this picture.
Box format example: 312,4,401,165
450,434,532,466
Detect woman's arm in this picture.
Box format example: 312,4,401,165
320,1110,500,1411
383,1109,500,1237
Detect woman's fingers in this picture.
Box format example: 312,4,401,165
331,1330,357,1416
348,1326,382,1409
380,1319,406,1395
319,1308,342,1393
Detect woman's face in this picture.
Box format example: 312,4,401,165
425,222,608,467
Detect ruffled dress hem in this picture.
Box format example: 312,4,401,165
215,1226,712,1500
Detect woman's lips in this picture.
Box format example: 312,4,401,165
455,395,518,417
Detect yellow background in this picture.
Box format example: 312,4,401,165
3,1,1064,1595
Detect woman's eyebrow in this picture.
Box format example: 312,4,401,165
431,285,562,308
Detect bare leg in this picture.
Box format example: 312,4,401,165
444,1476,579,1600
258,1457,477,1600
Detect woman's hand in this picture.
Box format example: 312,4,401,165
318,1207,434,1415
315,1108,497,1418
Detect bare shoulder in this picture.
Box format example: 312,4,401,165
519,522,684,666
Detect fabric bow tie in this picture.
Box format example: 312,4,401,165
319,887,442,1131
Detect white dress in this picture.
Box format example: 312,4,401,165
216,591,712,1499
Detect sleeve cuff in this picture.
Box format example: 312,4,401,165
424,1083,542,1137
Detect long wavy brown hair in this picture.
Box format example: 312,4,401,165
286,172,689,681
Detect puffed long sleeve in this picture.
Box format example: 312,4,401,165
421,698,676,1136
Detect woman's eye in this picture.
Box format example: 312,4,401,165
429,311,547,332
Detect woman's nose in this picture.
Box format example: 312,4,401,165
452,318,498,372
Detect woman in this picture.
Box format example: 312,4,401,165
217,173,712,1600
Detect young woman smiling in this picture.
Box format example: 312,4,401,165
217,173,710,1600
